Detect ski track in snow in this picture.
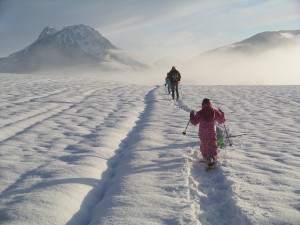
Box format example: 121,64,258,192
0,74,299,225
0,75,149,224
173,100,251,225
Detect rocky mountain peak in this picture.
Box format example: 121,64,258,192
38,26,58,40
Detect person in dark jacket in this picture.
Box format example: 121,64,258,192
167,66,181,100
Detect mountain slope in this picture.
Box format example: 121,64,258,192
0,24,146,73
205,30,300,55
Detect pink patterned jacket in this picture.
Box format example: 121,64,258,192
190,103,226,158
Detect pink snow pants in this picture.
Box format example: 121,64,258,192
199,131,218,159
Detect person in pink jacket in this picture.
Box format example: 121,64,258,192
190,98,226,165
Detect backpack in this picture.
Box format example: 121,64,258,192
170,71,179,82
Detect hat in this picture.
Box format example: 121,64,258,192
202,98,211,106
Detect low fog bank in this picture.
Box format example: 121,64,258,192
9,45,299,86
82,45,300,85
182,45,300,85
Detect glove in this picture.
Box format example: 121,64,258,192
190,110,195,118
218,108,224,116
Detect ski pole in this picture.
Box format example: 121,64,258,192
223,123,232,146
226,133,247,138
182,118,191,135
218,107,233,146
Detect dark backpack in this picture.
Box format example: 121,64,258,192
170,71,179,82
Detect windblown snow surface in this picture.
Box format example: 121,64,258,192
0,73,299,225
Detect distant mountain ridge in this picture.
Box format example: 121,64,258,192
204,30,300,55
0,24,146,73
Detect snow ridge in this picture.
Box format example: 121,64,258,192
66,87,156,225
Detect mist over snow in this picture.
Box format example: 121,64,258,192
100,30,300,86
181,45,300,85
82,44,300,86
177,30,300,85
0,26,299,85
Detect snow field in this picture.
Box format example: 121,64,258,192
0,74,149,224
0,74,299,225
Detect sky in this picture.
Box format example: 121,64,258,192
0,0,299,63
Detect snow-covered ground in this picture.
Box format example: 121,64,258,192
0,73,299,225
